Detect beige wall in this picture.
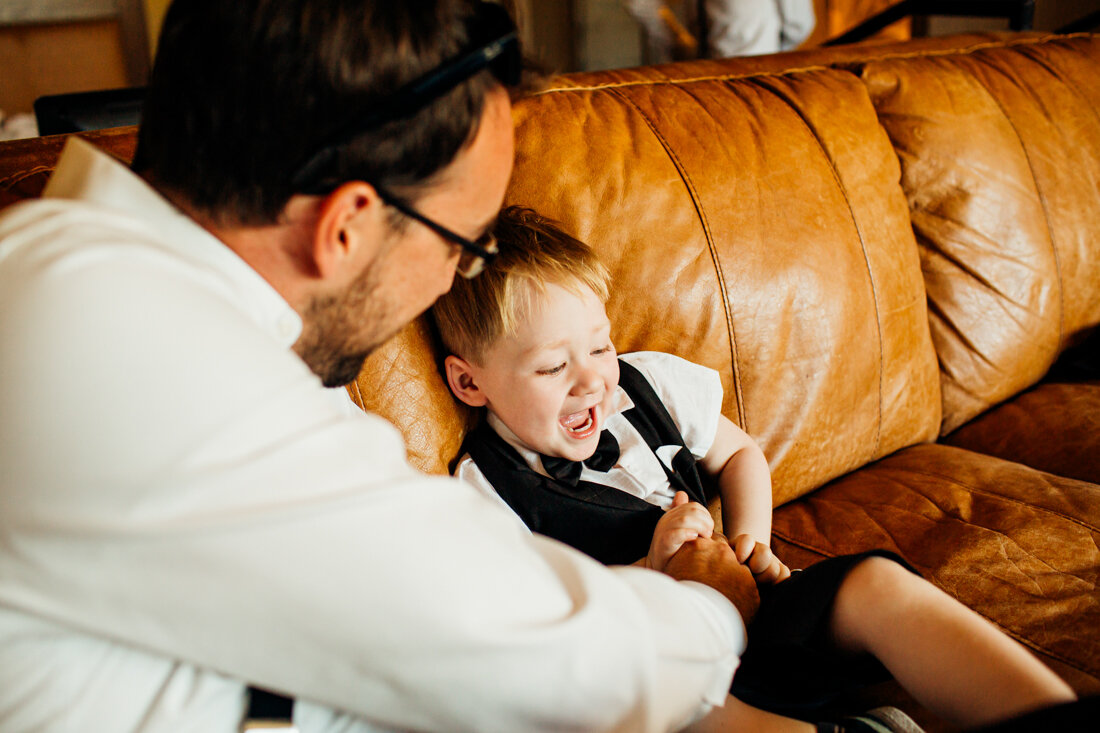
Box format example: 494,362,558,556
0,20,130,115
4,0,1096,117
0,0,156,116
143,0,169,55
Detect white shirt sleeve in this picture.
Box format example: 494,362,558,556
777,0,815,50
619,351,725,460
0,202,744,733
703,0,782,57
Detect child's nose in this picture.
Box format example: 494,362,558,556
571,364,603,395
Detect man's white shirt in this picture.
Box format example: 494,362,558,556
0,139,744,732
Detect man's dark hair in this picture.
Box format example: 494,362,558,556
133,0,511,226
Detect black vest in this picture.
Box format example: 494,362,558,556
462,359,710,565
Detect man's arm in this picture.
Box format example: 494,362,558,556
662,536,761,627
0,261,744,733
3,415,746,733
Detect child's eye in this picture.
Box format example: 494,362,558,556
592,345,614,356
537,363,566,376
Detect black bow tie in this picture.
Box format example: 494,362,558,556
540,430,620,486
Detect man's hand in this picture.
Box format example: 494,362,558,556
646,491,714,572
731,534,791,585
662,536,760,625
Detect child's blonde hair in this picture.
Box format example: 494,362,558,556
433,205,610,364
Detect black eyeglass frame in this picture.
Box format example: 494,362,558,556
291,1,521,194
374,185,498,279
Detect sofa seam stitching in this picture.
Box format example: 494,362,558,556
606,86,748,431
750,76,884,459
0,165,56,188
526,34,1076,96
956,57,1067,355
1011,38,1100,336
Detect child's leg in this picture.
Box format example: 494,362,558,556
827,557,1076,728
684,695,923,733
683,694,815,733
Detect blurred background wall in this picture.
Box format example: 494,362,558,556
2,0,1097,138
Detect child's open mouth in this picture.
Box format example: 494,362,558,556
559,407,598,439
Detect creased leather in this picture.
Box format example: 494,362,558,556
860,35,1100,433
942,381,1100,484
773,443,1100,694
508,65,940,505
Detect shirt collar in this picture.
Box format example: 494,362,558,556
43,137,303,347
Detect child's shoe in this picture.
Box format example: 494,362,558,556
818,706,925,733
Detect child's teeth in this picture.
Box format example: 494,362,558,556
563,410,593,433
567,415,593,433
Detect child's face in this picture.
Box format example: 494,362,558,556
458,282,620,462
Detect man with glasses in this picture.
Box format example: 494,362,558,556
0,1,752,731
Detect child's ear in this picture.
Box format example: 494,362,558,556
444,355,488,407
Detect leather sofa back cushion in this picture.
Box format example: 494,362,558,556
477,65,939,506
861,35,1100,434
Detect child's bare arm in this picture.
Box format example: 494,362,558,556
699,416,790,584
699,416,772,542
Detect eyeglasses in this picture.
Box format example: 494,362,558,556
374,185,498,279
291,1,521,194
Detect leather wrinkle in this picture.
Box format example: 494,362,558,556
772,531,1089,676
785,465,1100,558
921,260,1043,378
605,85,748,431
777,491,1099,614
772,476,1099,674
880,465,1100,535
751,75,885,461
956,54,1067,351
917,206,1042,310
1015,42,1100,134
924,297,1004,384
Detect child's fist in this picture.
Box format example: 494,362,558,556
646,491,714,572
731,534,791,585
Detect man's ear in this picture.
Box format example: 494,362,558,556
311,181,386,280
444,354,488,407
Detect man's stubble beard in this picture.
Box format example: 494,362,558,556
293,258,404,389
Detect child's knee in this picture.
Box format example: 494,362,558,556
837,556,920,610
830,556,922,650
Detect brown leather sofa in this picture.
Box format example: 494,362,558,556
360,31,1100,719
2,30,1097,728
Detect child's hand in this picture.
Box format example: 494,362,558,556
647,491,714,572
731,534,791,585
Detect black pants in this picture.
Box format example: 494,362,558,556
730,550,914,717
